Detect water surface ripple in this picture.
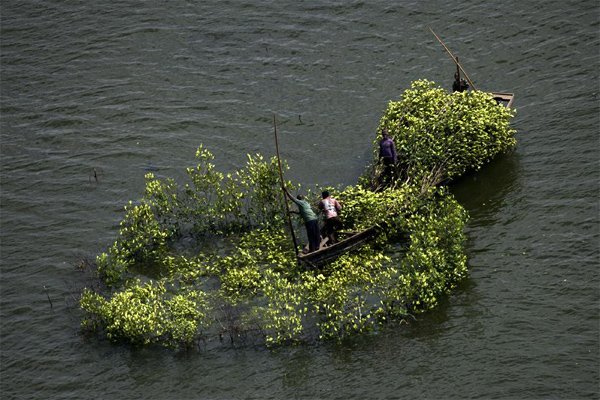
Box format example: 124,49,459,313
1,0,598,399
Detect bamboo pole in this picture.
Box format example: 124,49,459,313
428,27,477,90
273,115,299,256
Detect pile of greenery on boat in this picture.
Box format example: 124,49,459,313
79,80,516,349
364,79,516,189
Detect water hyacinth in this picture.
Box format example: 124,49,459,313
79,80,516,349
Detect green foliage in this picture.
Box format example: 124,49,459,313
97,200,171,286
80,279,208,349
217,227,297,302
95,147,294,288
182,147,289,232
374,79,516,185
255,269,308,345
399,189,469,310
235,154,287,227
337,184,419,235
307,249,390,339
163,254,219,285
80,80,515,348
183,144,224,231
181,147,270,232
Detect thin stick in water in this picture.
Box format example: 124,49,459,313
44,285,53,309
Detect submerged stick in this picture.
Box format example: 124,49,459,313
428,27,477,90
273,115,299,256
43,285,53,309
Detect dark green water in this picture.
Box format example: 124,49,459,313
1,1,598,399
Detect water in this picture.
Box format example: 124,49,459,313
1,1,598,399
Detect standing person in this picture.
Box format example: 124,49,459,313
452,71,469,92
284,188,321,253
378,129,397,186
319,191,342,245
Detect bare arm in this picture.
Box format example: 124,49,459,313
285,189,301,206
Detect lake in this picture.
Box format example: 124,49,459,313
1,0,598,398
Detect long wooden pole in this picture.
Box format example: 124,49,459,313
273,115,299,256
428,27,477,90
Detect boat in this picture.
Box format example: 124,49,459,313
428,28,515,110
491,92,515,108
293,91,514,268
297,226,379,267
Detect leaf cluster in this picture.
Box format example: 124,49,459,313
372,79,516,186
80,79,514,348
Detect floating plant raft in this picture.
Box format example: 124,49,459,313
79,79,517,349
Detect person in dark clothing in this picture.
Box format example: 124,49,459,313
378,129,397,186
284,189,321,253
452,71,469,92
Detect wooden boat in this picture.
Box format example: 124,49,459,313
491,92,515,108
297,226,379,267
273,117,381,269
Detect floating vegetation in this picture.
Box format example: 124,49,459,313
79,80,516,349
364,79,516,189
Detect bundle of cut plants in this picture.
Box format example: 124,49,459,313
366,79,516,190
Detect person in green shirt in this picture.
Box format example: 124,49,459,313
284,188,321,253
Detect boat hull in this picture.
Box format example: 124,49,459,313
297,227,379,267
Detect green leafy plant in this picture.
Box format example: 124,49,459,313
80,80,515,348
80,279,208,349
370,79,516,187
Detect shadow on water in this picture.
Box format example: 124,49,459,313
449,151,522,226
